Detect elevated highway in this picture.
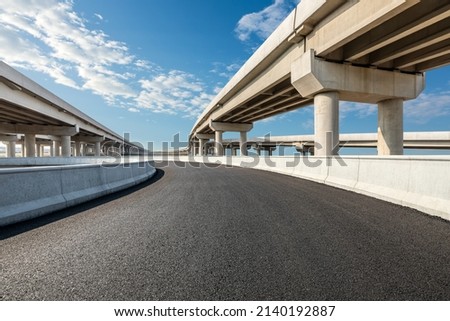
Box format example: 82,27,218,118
213,131,450,155
190,0,450,157
1,162,449,300
0,62,142,158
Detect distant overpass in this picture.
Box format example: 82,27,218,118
190,0,450,157
209,131,450,155
0,62,142,158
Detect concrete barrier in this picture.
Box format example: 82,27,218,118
0,157,156,226
156,155,450,221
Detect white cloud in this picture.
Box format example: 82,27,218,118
128,107,140,113
0,0,216,118
405,91,450,124
136,71,215,117
340,102,377,119
235,0,300,42
339,92,450,124
210,62,242,79
0,0,135,102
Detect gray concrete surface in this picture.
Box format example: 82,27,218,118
1,162,449,300
0,157,155,226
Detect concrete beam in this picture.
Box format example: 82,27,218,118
72,135,105,143
195,133,215,140
209,121,253,133
36,135,62,142
307,0,420,57
0,134,20,142
291,49,424,103
0,123,79,136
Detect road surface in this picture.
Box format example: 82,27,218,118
1,161,449,300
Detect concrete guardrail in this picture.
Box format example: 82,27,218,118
155,155,450,221
0,157,156,226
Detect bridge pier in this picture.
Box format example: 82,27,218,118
314,92,339,157
378,99,403,156
209,121,253,157
196,134,215,156
198,139,206,156
214,130,224,156
95,141,101,157
7,141,16,158
292,49,424,156
24,134,36,157
54,140,61,157
0,135,20,158
36,143,42,157
240,131,248,156
74,141,82,157
61,136,71,157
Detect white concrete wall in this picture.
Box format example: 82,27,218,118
0,157,155,226
154,155,450,221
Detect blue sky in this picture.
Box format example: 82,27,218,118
0,0,449,150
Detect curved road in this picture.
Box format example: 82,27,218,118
1,162,449,300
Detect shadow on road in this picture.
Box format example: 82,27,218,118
0,168,165,240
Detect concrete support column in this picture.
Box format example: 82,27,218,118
199,139,207,156
314,92,339,156
95,141,101,157
232,148,238,156
20,142,25,157
240,131,248,156
215,130,224,156
54,141,61,157
378,98,404,155
36,144,42,157
61,136,71,157
25,134,36,157
7,141,16,158
74,141,81,157
192,143,198,156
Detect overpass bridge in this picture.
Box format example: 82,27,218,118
0,62,142,158
195,131,450,156
1,0,449,304
190,0,450,157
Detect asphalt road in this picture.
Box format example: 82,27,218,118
1,161,449,300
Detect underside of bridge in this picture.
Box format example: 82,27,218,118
0,65,140,158
191,0,450,158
